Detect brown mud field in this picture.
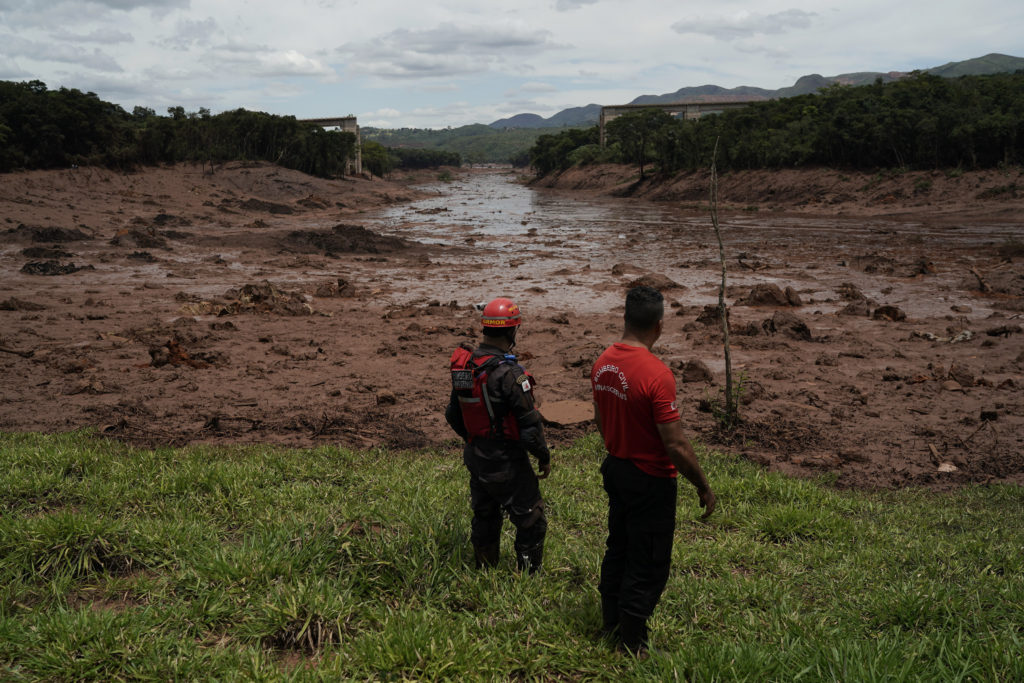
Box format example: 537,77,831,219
2,161,1022,490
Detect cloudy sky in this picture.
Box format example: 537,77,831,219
1,0,1021,128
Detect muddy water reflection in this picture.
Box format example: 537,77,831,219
373,170,1013,318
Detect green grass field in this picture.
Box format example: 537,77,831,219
1,431,1022,681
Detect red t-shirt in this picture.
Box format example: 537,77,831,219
591,343,680,478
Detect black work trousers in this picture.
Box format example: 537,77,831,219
464,447,546,554
598,455,677,624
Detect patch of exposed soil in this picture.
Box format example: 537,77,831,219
1,162,1022,491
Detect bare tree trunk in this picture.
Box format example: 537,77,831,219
709,138,737,426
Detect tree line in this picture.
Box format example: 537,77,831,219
361,143,462,178
0,80,459,177
529,72,1024,176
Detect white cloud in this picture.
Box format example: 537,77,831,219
0,56,29,79
51,27,134,43
735,43,793,60
672,9,818,41
161,17,220,50
337,22,561,80
517,81,559,93
366,107,401,118
555,0,599,10
0,33,123,71
253,50,334,78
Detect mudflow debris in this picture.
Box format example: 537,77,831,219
20,261,95,276
178,281,315,316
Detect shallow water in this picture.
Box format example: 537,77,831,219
370,170,1013,318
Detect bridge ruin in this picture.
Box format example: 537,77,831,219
299,116,362,174
599,100,765,146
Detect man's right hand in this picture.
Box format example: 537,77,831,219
537,462,551,479
698,487,716,519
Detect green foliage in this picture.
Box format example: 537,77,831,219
605,108,676,177
365,125,574,165
529,72,1024,175
703,370,747,429
2,430,1023,680
0,80,357,177
389,146,461,169
360,140,395,178
527,126,600,175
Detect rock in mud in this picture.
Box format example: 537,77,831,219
240,198,294,214
21,246,74,259
838,300,872,316
852,252,898,274
676,359,713,384
285,224,408,255
110,227,168,249
20,261,95,276
837,282,866,300
148,339,223,369
127,251,159,262
7,224,92,242
738,283,790,306
314,278,357,298
784,286,803,306
985,324,1022,337
152,213,192,227
730,321,761,336
947,362,975,387
696,304,726,326
628,273,682,291
762,311,812,341
0,297,47,311
873,305,906,322
815,353,839,366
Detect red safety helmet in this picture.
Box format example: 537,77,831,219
481,297,521,328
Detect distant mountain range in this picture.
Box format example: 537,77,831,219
489,53,1024,130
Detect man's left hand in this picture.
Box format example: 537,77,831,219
698,488,716,519
537,462,551,479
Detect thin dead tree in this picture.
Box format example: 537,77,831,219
709,137,738,427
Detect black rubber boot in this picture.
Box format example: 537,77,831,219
515,542,543,574
473,542,499,569
599,596,620,640
618,612,649,656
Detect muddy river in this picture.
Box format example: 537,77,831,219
1,164,1021,489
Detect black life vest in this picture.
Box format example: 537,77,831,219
450,347,521,442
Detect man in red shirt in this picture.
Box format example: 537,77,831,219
591,285,716,654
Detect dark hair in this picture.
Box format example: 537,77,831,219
624,286,664,331
482,326,517,342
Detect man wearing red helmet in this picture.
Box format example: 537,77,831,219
446,297,552,573
591,285,716,655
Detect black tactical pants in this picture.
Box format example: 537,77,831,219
464,447,546,565
598,455,677,639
